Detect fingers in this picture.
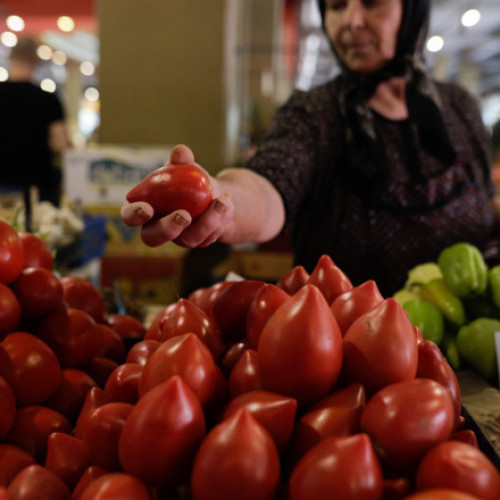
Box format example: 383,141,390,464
140,209,193,247
174,195,233,248
120,201,155,226
170,144,196,165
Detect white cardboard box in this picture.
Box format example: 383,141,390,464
63,144,172,206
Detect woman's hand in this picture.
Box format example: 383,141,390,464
120,144,234,248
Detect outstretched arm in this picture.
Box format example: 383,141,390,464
120,144,285,248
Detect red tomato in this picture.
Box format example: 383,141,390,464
44,368,98,424
97,324,126,364
0,445,36,487
5,405,72,463
71,466,108,500
191,409,280,500
258,284,343,406
82,357,119,389
245,283,290,349
382,477,412,498
104,363,143,404
212,280,267,344
405,489,482,499
0,376,16,439
82,402,134,471
126,163,213,219
60,276,107,323
147,298,225,361
222,390,297,452
79,472,152,500
219,341,247,377
18,232,53,271
45,432,91,491
416,441,500,500
341,298,418,395
8,464,71,500
307,254,353,305
57,308,103,368
10,267,64,319
188,280,235,318
140,333,218,406
330,280,384,335
118,376,206,487
276,265,309,295
288,433,383,500
228,349,262,398
0,221,23,284
107,313,146,340
1,331,61,406
361,378,455,469
0,283,21,335
74,387,110,440
288,383,366,467
450,429,479,449
125,339,160,366
416,340,462,430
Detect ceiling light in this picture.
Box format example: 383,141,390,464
41,78,57,93
6,16,25,32
52,50,67,66
426,35,444,53
0,32,18,48
37,45,53,61
57,16,75,32
461,9,481,27
80,61,95,76
84,87,100,102
0,67,9,82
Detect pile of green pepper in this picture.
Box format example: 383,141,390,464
394,242,500,384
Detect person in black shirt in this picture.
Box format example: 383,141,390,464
0,37,70,208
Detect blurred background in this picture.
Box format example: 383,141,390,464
1,0,499,303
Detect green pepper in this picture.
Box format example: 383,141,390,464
442,333,462,371
404,262,443,289
488,265,500,310
457,318,500,382
402,299,444,345
420,278,467,327
393,288,421,305
437,242,488,298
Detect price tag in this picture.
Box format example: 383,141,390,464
495,331,500,389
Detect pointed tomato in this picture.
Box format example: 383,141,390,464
330,280,384,335
7,464,70,500
228,349,261,399
191,409,280,500
341,298,418,395
0,445,36,487
118,376,206,487
276,265,309,295
125,339,160,366
104,363,143,405
79,473,152,500
258,284,342,406
307,255,352,305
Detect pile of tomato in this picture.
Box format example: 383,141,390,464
0,219,499,500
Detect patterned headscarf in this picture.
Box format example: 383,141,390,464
317,0,456,179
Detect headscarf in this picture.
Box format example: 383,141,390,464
317,0,456,183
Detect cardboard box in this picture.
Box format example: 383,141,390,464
63,144,172,206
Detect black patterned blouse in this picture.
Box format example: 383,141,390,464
247,77,495,296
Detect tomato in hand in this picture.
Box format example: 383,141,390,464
0,221,23,284
126,163,213,219
190,409,281,500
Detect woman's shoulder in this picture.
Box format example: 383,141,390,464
434,79,481,110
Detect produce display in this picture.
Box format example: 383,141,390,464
0,218,499,499
394,242,500,383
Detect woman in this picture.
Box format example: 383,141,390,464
121,0,495,297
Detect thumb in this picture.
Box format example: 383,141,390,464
170,144,196,165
